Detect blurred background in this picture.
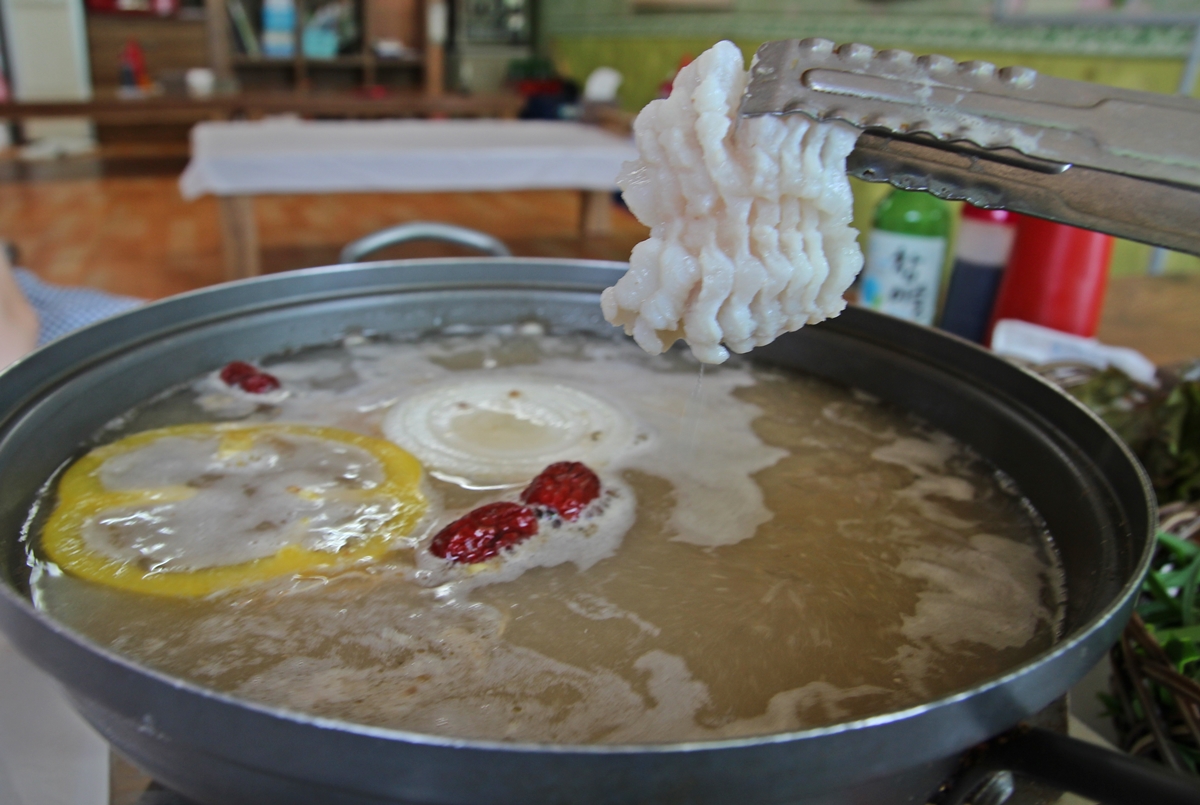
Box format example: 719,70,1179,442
4,2,1200,803
0,0,1198,363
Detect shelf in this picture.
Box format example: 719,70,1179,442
85,7,206,21
0,91,524,123
231,55,365,67
231,56,296,67
230,54,423,68
207,0,443,96
306,56,369,67
367,55,424,66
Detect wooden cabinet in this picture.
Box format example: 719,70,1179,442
204,0,443,94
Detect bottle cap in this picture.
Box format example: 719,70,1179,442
962,204,1017,225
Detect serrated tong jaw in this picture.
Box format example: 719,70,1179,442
742,38,1200,256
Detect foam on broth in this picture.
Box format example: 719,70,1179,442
27,327,1064,743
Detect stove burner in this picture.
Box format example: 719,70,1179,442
109,702,1072,804
115,766,1063,805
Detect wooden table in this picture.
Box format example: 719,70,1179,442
179,119,638,280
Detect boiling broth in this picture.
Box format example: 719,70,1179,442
28,327,1064,743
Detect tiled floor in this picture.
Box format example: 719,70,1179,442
0,151,1197,365
0,153,650,300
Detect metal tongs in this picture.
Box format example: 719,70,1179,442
742,38,1200,256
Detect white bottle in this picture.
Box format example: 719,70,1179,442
858,189,951,327
860,229,947,326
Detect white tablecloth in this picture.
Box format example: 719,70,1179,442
180,119,638,200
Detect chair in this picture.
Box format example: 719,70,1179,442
339,222,511,264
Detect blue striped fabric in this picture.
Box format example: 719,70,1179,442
13,270,143,346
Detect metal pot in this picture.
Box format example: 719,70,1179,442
0,257,1163,804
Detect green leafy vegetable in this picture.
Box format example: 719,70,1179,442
1060,360,1200,768
1066,365,1200,504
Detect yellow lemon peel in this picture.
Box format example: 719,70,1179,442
41,423,427,598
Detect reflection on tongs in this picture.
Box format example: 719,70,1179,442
741,38,1200,257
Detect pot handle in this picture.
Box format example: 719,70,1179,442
943,726,1200,805
339,222,512,263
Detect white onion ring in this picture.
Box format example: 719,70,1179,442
383,377,637,487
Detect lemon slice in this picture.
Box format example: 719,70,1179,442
41,423,426,597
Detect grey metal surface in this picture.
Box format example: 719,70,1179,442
743,38,1200,186
844,131,1200,256
0,259,1156,805
339,221,512,263
743,38,1200,256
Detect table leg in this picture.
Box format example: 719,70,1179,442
217,195,260,280
580,190,612,237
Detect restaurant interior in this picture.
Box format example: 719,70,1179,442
2,1,1200,804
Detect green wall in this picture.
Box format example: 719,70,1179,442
552,39,1196,117
541,0,1199,63
542,3,1200,276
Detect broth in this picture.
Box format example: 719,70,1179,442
27,327,1064,743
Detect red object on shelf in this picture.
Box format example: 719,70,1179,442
119,39,154,90
87,0,174,14
514,78,565,98
987,216,1113,343
355,84,389,100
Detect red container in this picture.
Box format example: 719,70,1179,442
988,217,1113,342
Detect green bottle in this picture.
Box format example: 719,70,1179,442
859,189,951,326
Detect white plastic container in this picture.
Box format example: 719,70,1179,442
261,0,296,58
